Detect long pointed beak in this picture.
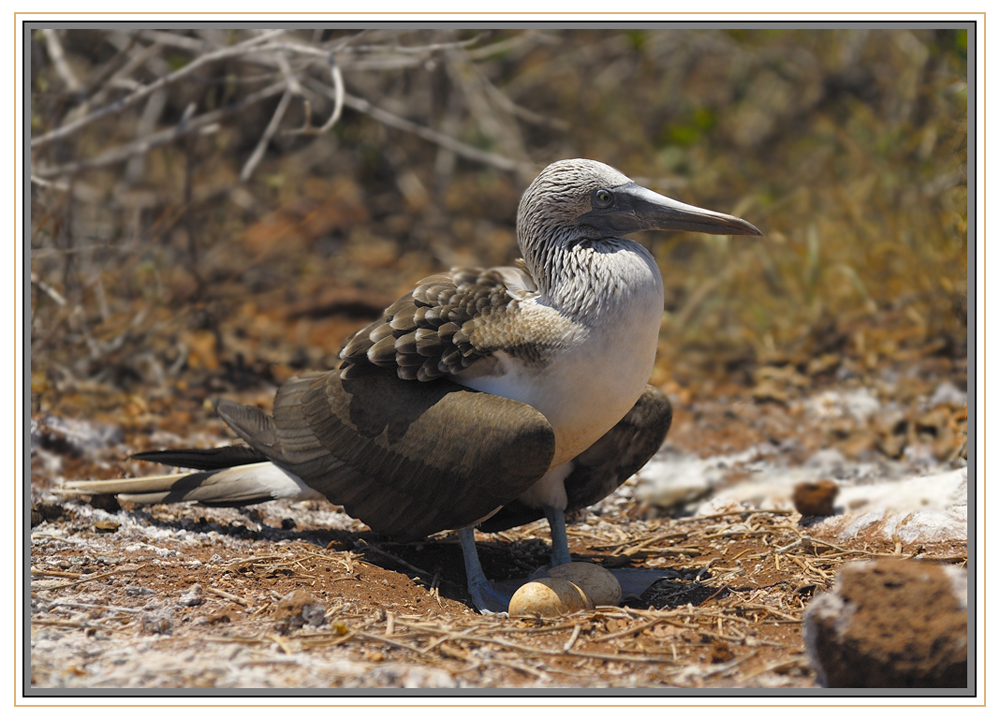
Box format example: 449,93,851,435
580,182,763,237
628,184,763,236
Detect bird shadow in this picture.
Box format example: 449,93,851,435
109,508,709,611
119,507,547,608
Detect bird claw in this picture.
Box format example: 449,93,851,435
468,579,513,614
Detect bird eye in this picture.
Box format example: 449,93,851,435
594,189,614,207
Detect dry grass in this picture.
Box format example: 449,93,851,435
29,28,967,400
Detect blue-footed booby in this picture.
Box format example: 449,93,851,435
62,159,761,612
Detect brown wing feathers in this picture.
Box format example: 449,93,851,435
216,369,556,541
339,269,520,382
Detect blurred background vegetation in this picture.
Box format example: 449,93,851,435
29,27,968,419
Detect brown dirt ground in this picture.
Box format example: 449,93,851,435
29,371,968,691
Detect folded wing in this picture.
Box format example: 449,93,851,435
216,369,557,541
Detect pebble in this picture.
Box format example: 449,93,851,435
177,583,205,607
274,589,327,632
792,480,839,516
141,613,173,635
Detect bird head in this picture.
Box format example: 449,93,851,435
517,159,762,245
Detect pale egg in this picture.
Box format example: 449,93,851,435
547,563,622,606
508,578,593,617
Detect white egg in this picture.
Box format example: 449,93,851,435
547,563,622,606
508,578,593,617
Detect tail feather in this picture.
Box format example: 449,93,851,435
60,461,323,506
131,445,265,471
61,473,204,499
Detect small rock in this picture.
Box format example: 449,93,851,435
88,494,121,513
177,583,205,607
366,663,459,688
806,354,841,377
803,559,967,687
710,640,735,664
141,613,173,635
805,388,880,422
793,480,839,516
929,381,966,408
751,380,792,406
199,608,239,626
274,589,327,633
914,405,964,460
31,415,124,456
32,502,64,524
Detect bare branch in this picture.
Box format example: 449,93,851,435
285,54,344,137
34,82,287,179
32,30,535,185
323,84,532,177
31,30,286,150
41,29,81,94
240,88,293,182
30,175,69,191
330,29,370,52
480,76,570,132
77,32,142,102
346,34,483,56
445,52,528,164
251,38,480,73
273,50,303,97
465,30,556,60
30,272,67,306
130,29,208,53
124,87,168,184
317,59,345,133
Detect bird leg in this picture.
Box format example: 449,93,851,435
544,505,572,566
457,527,512,614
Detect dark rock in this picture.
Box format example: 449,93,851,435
803,559,967,687
32,502,65,524
88,494,121,513
793,480,839,516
